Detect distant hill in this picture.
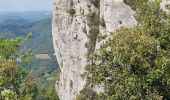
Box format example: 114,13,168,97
0,11,52,23
0,12,54,53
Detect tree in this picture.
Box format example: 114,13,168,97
83,0,170,99
0,33,38,100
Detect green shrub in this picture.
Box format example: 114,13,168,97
87,11,96,21
88,26,99,40
86,26,99,57
76,87,98,100
123,0,138,10
43,85,60,100
100,17,105,27
85,26,170,99
98,33,107,42
123,0,149,10
67,8,76,17
87,11,99,27
165,4,170,10
56,70,61,81
86,11,100,58
90,0,100,8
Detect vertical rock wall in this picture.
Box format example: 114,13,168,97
52,0,90,99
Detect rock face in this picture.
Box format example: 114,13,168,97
52,0,169,100
160,0,170,13
52,1,89,100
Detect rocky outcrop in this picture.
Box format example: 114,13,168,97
52,0,169,100
97,0,137,49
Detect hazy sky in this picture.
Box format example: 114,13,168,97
0,0,54,12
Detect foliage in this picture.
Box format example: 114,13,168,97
40,84,59,100
90,0,100,8
98,33,107,42
86,0,101,58
87,11,100,27
56,69,61,81
67,8,76,17
123,0,149,10
86,26,99,57
0,33,39,99
83,0,170,99
165,4,170,10
132,0,170,50
86,11,100,58
85,27,170,99
100,17,105,27
18,74,39,100
76,86,98,100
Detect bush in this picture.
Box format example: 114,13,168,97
165,4,170,10
85,26,170,99
43,85,60,100
87,11,99,27
100,17,105,27
86,11,100,58
98,33,107,42
67,8,76,17
86,26,99,57
90,0,100,8
56,70,61,81
76,87,98,100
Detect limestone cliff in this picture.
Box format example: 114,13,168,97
52,0,170,100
